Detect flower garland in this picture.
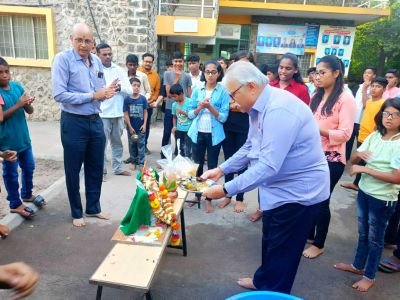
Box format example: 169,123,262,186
142,168,181,246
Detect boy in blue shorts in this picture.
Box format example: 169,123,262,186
0,57,38,218
123,77,148,169
170,83,193,158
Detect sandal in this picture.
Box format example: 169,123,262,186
10,206,35,219
22,195,46,208
378,257,400,273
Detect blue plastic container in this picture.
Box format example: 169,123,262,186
226,291,304,300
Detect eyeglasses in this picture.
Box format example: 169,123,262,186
74,38,94,45
229,84,244,101
204,70,218,76
382,111,400,119
314,70,329,78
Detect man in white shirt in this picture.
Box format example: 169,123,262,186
126,54,151,100
125,54,152,164
187,54,203,90
341,66,376,191
97,43,132,176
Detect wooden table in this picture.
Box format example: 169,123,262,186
89,189,188,300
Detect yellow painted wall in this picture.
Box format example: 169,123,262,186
218,14,252,25
0,5,55,68
156,16,217,36
219,0,389,17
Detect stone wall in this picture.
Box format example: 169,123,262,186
2,0,158,120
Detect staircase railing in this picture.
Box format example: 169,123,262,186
158,0,219,18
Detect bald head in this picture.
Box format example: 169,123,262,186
70,23,94,59
71,22,93,38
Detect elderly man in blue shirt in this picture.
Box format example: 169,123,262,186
51,23,116,227
202,61,330,294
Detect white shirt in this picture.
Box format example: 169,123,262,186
197,88,213,133
354,84,371,124
100,63,132,118
189,71,203,90
129,70,152,101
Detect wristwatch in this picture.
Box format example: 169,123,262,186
222,184,228,196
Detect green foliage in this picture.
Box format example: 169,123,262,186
349,0,400,81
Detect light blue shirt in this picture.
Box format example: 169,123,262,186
187,83,230,146
220,85,330,211
51,48,106,115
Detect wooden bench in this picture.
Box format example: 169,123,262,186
90,190,188,300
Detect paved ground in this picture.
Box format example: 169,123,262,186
0,120,399,300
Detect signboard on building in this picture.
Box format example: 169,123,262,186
216,24,241,40
305,24,320,47
256,24,307,56
315,25,356,76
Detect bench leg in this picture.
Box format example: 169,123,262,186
96,286,103,300
180,208,188,257
145,290,152,300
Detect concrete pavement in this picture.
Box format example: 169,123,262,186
0,120,399,299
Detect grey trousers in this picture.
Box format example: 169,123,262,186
102,117,124,174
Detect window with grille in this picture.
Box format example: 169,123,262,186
299,52,314,78
0,14,48,60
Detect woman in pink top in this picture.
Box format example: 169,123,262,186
383,69,400,100
303,55,356,259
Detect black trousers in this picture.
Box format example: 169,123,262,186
61,112,105,219
385,194,400,245
345,123,360,161
222,130,248,201
309,161,345,249
253,202,320,293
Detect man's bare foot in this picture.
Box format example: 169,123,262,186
306,239,314,244
340,182,358,191
234,201,245,213
352,278,374,292
205,201,214,213
303,245,325,259
85,212,110,220
334,263,364,275
73,218,86,227
248,210,262,222
218,197,231,208
237,277,256,290
0,224,10,238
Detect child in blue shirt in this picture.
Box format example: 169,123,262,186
123,77,148,169
0,57,37,219
170,83,193,158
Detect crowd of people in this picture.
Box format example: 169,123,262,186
0,21,399,297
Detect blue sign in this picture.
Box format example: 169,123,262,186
306,24,320,47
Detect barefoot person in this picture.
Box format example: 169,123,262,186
303,56,356,259
334,98,400,292
51,23,116,227
188,60,229,213
220,52,251,213
96,43,132,178
202,61,329,293
0,57,40,219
